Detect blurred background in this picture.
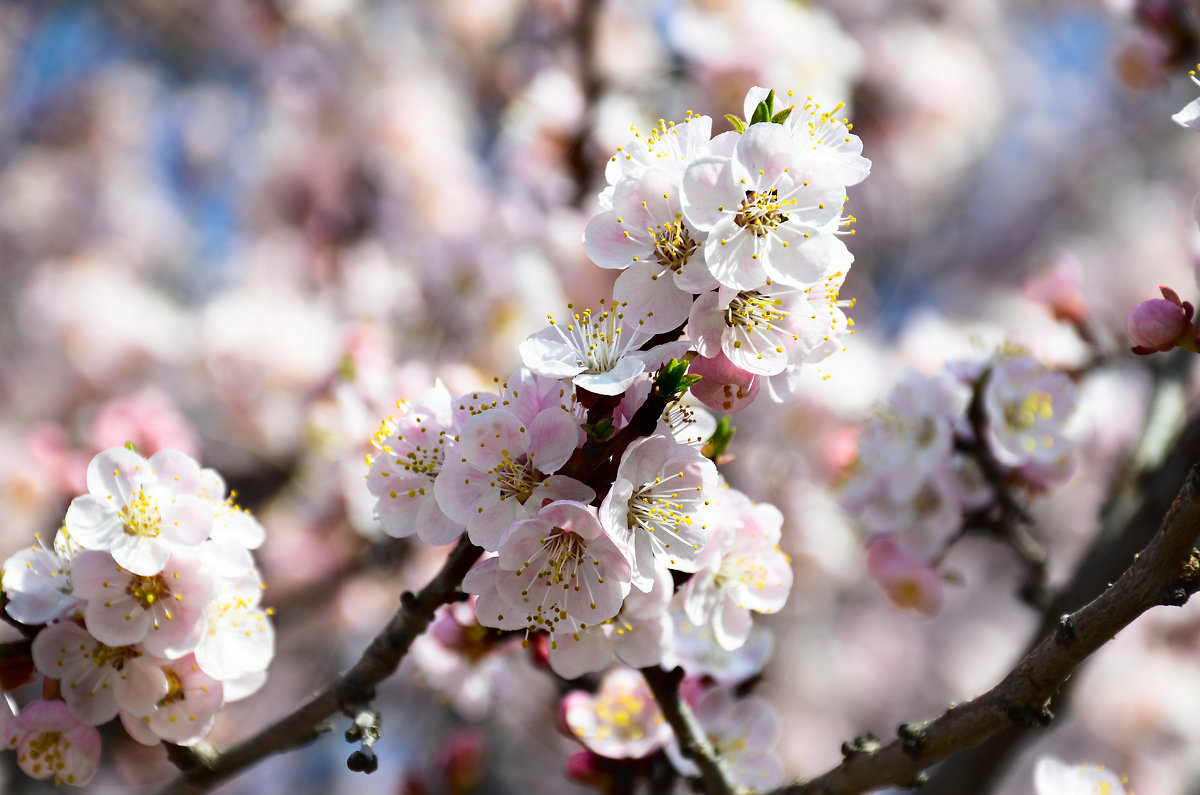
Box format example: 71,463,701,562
3,0,1200,792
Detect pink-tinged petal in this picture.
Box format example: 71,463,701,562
115,657,170,715
414,499,466,546
742,86,772,121
761,226,832,286
119,709,162,747
86,447,149,502
159,495,215,547
14,700,102,785
109,533,171,577
724,324,789,376
221,669,267,702
689,291,730,359
583,211,651,269
434,460,497,526
715,596,753,650
457,410,526,471
527,408,583,472
537,475,596,505
147,449,203,496
702,219,771,290
519,331,587,380
613,613,671,668
680,157,739,231
574,357,646,396
548,628,612,679
731,123,801,187
63,494,122,551
613,265,694,335
84,595,152,647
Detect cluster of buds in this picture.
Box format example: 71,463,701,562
0,447,273,786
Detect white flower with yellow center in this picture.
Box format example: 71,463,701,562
681,123,845,290
119,654,224,747
1034,757,1130,795
689,267,849,377
367,382,463,545
64,448,214,576
741,86,871,187
31,622,169,726
983,352,1078,468
9,699,101,786
520,299,690,396
435,405,593,550
562,667,671,759
601,434,719,591
683,488,792,651
72,549,212,659
465,501,631,678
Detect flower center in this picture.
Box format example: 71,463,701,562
650,219,700,273
492,452,542,504
159,669,186,706
734,189,793,237
127,574,168,608
90,642,140,670
1003,391,1054,432
119,488,161,538
725,291,786,333
25,731,68,778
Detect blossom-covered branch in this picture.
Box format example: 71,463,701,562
158,535,483,795
767,463,1200,795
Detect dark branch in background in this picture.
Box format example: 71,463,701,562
566,0,605,207
640,666,738,795
157,535,483,795
922,358,1197,794
759,460,1200,795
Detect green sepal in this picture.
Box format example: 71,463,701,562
703,415,734,461
749,90,775,126
581,418,615,441
725,114,747,133
770,107,793,125
656,358,702,398
125,440,137,452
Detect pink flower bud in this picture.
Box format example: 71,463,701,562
688,352,760,413
565,750,613,790
1127,292,1194,354
438,729,484,794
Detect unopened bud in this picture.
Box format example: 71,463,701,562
1127,286,1198,354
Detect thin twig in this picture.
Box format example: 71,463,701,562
640,665,739,795
157,535,483,795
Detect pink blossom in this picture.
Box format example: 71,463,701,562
865,537,944,616
687,351,761,414
562,667,671,759
10,700,102,786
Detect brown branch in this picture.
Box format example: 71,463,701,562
767,463,1200,795
157,535,484,795
640,665,739,795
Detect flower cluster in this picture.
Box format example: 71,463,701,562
840,349,1080,614
576,87,866,406
0,447,272,786
361,87,859,785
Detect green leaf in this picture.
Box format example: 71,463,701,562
655,358,701,398
724,114,747,133
125,441,137,452
749,90,775,126
581,418,615,441
703,415,735,461
771,107,793,125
